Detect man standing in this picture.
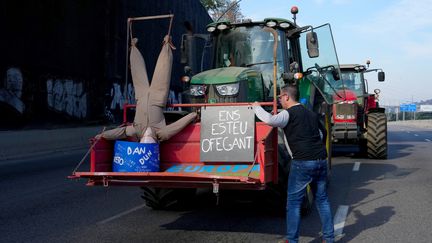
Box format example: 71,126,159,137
253,84,334,243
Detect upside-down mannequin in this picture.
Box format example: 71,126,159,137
98,36,197,142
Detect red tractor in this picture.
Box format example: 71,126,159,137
332,61,387,159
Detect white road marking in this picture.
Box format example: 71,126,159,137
334,205,349,236
426,139,431,142
97,204,146,225
414,134,419,137
353,162,361,172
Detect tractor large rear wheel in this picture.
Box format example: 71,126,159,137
367,112,387,159
141,187,196,210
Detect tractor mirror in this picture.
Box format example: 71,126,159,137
378,71,385,82
306,31,319,58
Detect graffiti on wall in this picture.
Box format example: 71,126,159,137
109,82,136,110
105,81,183,122
0,67,25,114
167,90,182,111
46,79,87,119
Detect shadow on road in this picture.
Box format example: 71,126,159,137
159,161,410,242
160,189,285,235
332,143,414,160
302,161,412,242
387,143,413,160
336,206,396,242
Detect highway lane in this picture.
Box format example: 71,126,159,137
0,151,142,243
1,123,431,242
323,123,432,242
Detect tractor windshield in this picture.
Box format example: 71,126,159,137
214,26,286,97
339,71,365,95
300,24,344,104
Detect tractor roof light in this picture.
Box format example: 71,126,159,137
291,6,299,14
266,20,277,28
217,23,229,30
354,65,365,72
207,26,216,32
279,22,290,28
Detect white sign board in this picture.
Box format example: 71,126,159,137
200,106,255,162
420,105,432,112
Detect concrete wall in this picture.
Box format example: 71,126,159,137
0,0,211,127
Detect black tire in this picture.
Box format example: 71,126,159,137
367,112,387,159
141,187,196,210
358,138,367,157
262,129,290,211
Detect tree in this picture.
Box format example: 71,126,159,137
200,0,244,23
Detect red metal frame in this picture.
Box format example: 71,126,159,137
73,101,280,190
364,94,377,112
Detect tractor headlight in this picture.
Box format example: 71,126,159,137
190,85,206,96
215,83,239,96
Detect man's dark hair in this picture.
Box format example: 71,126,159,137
281,84,299,101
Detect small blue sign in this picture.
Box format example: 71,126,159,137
113,141,160,172
400,104,417,112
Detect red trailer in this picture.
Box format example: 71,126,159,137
71,102,285,208
70,9,342,210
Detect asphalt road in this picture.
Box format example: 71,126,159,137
1,123,431,243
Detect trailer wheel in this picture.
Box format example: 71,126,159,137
367,112,387,159
141,187,196,210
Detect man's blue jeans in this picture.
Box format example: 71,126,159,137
286,159,334,243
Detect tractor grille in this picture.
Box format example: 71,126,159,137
335,103,357,120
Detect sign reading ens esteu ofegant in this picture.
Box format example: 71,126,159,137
200,106,255,162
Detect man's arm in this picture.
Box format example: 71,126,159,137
252,102,289,128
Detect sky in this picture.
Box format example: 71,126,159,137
239,0,432,106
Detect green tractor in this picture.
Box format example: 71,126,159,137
71,8,345,211
178,7,344,207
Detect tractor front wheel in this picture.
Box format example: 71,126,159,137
367,112,387,159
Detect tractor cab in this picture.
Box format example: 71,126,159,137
182,15,344,109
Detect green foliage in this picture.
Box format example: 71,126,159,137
200,0,225,11
200,0,244,22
